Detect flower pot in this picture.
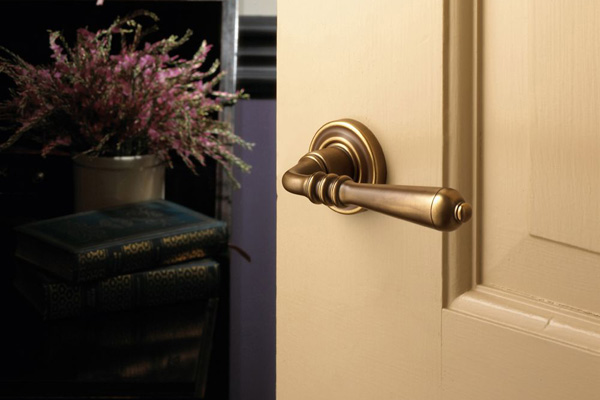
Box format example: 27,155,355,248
73,154,165,212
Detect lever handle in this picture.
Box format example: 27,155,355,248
282,119,472,231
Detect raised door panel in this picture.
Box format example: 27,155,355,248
443,1,600,398
480,0,600,315
443,309,600,400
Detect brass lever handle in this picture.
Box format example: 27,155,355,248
282,119,472,231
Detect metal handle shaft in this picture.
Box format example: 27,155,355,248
283,147,472,231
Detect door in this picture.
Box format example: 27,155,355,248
276,1,600,399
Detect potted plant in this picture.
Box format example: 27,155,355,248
0,10,252,211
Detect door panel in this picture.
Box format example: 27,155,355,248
277,1,444,399
443,1,600,398
479,0,600,315
529,0,600,254
443,310,600,400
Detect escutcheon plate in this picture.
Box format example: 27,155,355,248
309,119,387,214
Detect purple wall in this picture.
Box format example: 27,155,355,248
230,99,276,400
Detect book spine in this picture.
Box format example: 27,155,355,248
72,225,227,283
48,300,210,347
69,338,205,382
41,261,220,320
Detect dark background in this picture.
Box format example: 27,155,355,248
0,1,227,398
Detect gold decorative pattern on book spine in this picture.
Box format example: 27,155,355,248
121,240,153,255
77,249,109,281
78,249,109,265
118,240,156,274
98,275,134,311
145,265,209,306
47,283,84,319
161,229,219,247
163,248,207,265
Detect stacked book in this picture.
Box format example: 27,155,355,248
12,199,227,320
9,199,227,396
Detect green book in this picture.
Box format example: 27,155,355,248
14,257,220,320
14,200,227,283
45,298,210,348
22,299,219,398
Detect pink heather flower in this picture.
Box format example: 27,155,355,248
148,128,160,140
0,9,252,187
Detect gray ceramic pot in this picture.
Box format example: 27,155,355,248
73,154,165,212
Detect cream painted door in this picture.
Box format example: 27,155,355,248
277,1,600,399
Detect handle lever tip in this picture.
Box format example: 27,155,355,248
454,202,473,223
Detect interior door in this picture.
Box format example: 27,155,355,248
277,1,600,399
442,1,600,399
